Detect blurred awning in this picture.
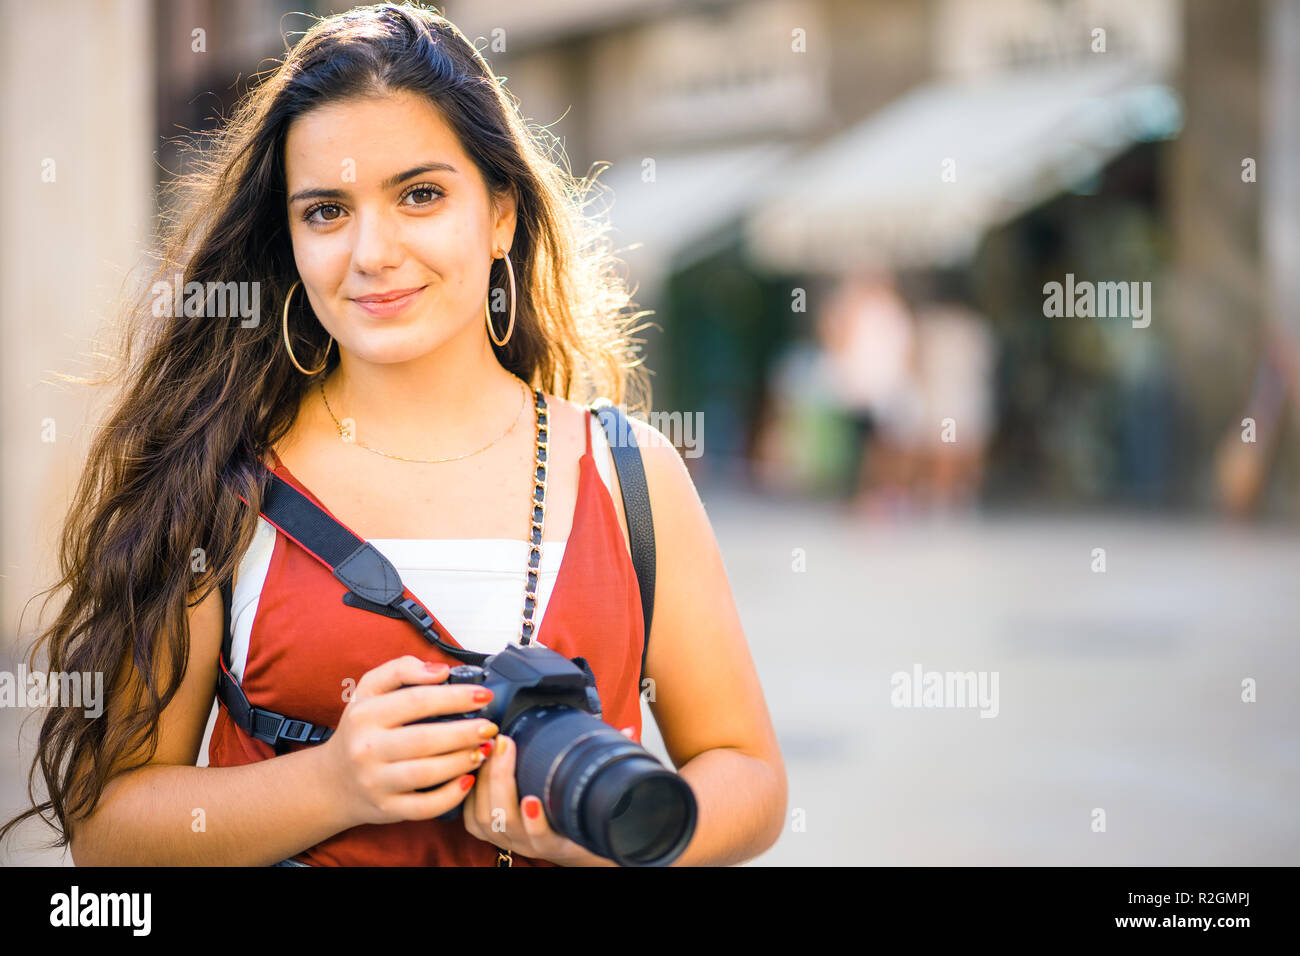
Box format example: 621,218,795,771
597,140,798,284
743,61,1183,273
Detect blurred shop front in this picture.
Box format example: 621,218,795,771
745,47,1186,511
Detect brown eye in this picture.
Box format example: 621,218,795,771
305,203,344,225
401,185,443,207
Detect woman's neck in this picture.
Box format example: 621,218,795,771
314,335,527,458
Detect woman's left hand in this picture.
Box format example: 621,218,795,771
462,729,636,866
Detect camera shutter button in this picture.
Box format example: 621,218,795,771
449,664,486,683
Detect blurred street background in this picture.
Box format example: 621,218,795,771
2,0,1298,865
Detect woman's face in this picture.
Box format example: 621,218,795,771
283,90,516,366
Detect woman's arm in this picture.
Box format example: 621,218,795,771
630,417,788,867
68,582,355,866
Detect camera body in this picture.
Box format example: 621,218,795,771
412,642,697,867
423,641,604,737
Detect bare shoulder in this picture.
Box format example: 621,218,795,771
542,392,596,452
542,394,703,556
621,410,701,512
548,394,696,499
605,401,707,547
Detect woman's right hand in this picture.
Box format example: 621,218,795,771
319,655,499,828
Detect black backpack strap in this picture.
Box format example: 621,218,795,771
592,401,656,686
217,572,332,753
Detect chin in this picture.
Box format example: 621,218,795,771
337,326,458,365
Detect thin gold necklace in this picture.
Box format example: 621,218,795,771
319,375,529,463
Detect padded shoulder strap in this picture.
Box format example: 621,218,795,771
248,470,483,665
592,400,656,686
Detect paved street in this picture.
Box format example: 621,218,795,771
4,487,1298,865
682,488,1300,866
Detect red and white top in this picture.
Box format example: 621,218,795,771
207,407,646,866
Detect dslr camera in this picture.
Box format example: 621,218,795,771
413,642,697,867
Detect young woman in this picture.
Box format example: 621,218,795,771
0,3,785,866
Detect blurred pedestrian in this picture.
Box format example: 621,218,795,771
817,270,919,515
911,301,997,514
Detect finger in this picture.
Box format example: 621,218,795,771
520,793,576,863
469,734,501,829
387,770,477,821
519,794,553,843
376,747,488,794
366,683,496,729
470,740,495,829
372,719,498,762
620,725,636,739
489,734,520,839
354,655,449,701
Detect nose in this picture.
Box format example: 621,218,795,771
350,207,403,275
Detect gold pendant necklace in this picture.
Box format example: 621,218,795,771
319,375,530,464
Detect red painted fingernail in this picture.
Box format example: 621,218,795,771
458,775,475,791
524,797,541,819
477,742,492,757
473,688,494,703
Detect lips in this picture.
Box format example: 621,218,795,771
353,286,426,303
350,285,427,317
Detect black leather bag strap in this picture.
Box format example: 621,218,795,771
591,401,656,686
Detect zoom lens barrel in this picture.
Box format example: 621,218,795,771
509,706,697,867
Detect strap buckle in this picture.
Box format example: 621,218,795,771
279,718,313,743
250,709,283,745
250,709,313,746
396,597,436,635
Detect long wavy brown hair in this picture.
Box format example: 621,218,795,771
1,1,651,850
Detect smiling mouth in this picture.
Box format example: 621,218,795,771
350,285,428,316
352,285,427,303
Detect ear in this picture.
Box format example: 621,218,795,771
490,186,518,257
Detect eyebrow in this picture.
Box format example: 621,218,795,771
287,161,458,204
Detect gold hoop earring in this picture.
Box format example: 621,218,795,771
485,250,517,347
282,280,333,375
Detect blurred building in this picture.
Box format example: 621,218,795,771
448,0,1299,514
0,0,300,646
3,0,1299,637
445,0,934,479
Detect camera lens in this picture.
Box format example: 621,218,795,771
509,706,696,867
586,757,696,865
